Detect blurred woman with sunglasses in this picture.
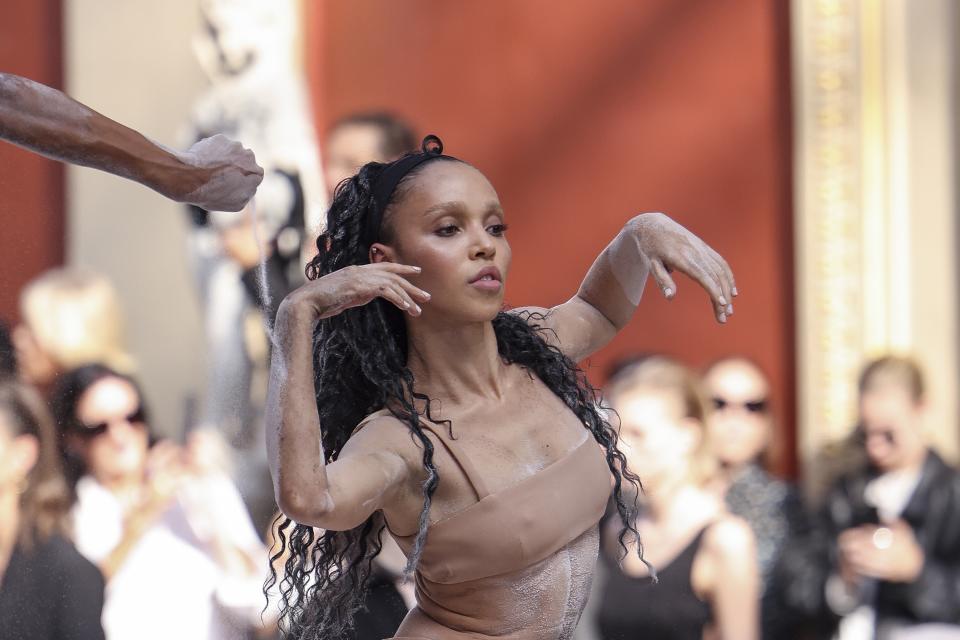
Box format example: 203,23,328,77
51,364,268,640
702,357,806,638
0,378,105,640
592,356,758,640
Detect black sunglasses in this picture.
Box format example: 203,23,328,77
855,426,896,446
711,397,769,414
75,406,146,438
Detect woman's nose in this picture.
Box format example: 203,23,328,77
469,228,496,259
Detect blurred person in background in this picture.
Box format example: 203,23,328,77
703,357,806,638
12,268,135,393
592,356,758,640
52,364,268,640
0,379,105,640
779,356,960,639
322,113,418,198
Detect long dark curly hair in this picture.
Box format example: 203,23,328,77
266,153,644,639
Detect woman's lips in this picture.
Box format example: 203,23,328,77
470,274,502,291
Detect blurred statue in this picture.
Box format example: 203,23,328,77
182,0,324,444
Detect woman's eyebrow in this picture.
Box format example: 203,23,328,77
422,201,463,217
485,202,504,216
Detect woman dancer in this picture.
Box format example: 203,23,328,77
266,136,737,639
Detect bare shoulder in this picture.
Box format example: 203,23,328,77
703,514,756,559
340,412,423,467
508,305,555,327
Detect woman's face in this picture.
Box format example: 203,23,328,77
73,377,149,484
703,360,771,470
376,161,511,324
614,388,698,489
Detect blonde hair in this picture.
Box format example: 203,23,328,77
20,268,134,374
607,356,718,485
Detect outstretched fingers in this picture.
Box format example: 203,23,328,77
684,258,730,323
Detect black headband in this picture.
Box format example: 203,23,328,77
365,134,451,248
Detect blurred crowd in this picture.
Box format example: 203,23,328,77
1,111,958,640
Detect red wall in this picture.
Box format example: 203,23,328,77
306,0,796,475
0,1,65,323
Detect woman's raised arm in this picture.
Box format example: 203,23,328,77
265,263,431,529
513,212,737,362
0,72,263,212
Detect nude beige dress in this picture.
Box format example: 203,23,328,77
353,410,611,640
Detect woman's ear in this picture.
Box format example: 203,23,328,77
369,243,396,264
12,433,39,478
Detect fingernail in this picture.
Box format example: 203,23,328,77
664,288,673,297
423,292,431,299
719,313,727,323
415,304,422,314
732,287,739,296
413,266,422,272
403,301,410,308
719,296,728,306
726,304,734,315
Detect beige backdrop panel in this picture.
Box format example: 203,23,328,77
65,0,207,438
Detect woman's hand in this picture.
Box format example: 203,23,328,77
631,212,737,323
283,263,432,322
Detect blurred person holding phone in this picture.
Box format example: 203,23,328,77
0,379,105,640
591,356,759,640
703,357,806,638
51,364,268,640
779,356,960,639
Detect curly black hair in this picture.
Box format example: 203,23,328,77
266,154,645,639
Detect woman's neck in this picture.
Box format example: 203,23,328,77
405,318,505,405
644,477,717,524
93,471,144,506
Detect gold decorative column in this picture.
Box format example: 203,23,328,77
792,0,958,489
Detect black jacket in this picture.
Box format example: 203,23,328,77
778,450,960,637
0,535,105,640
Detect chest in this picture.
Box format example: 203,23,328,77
389,374,598,532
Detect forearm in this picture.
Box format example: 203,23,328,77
576,215,651,331
266,301,334,521
0,73,208,200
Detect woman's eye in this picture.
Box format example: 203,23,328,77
435,225,459,236
488,224,508,236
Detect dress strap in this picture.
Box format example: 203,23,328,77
417,419,491,501
350,408,490,501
